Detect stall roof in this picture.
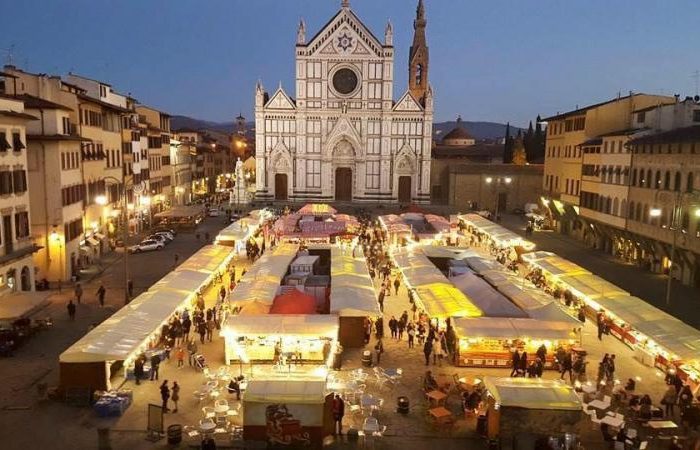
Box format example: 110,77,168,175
464,256,502,274
216,217,260,242
418,245,479,260
528,255,590,278
60,289,190,363
556,273,628,299
497,284,552,310
174,245,233,274
594,295,700,361
229,243,299,306
330,246,380,317
222,314,338,338
415,283,483,319
154,205,205,218
270,290,317,314
151,269,212,294
526,303,581,325
450,271,527,318
454,317,577,342
245,378,327,404
458,214,535,249
297,203,337,216
484,377,582,411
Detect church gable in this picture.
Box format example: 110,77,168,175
306,10,383,57
325,116,363,155
393,91,423,112
265,88,296,110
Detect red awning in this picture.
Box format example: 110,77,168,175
269,290,317,314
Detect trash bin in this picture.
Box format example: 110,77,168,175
167,424,182,445
346,428,359,442
397,396,410,414
332,351,342,370
361,350,372,367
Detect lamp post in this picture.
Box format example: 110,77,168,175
650,190,700,306
50,228,63,293
485,176,513,221
96,176,131,304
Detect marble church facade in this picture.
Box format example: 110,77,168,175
254,0,433,204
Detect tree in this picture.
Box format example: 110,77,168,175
530,114,546,162
512,130,528,165
502,122,514,163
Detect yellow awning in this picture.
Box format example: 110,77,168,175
414,282,483,319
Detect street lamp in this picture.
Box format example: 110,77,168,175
95,176,132,304
50,228,63,293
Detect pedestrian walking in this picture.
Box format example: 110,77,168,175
206,318,215,342
67,300,76,321
393,277,400,295
377,289,385,313
198,322,207,344
510,350,521,377
374,339,384,365
134,355,145,385
160,380,170,412
74,283,83,304
332,394,345,435
397,318,406,340
96,283,106,307
176,347,185,368
596,310,606,341
150,353,161,381
127,279,134,300
605,354,616,382
407,322,415,349
174,253,180,267
662,384,677,418
423,338,432,366
171,381,180,413
188,339,198,366
388,316,398,339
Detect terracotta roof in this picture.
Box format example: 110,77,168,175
628,125,700,146
0,110,38,121
633,103,675,114
16,94,72,111
441,126,474,143
77,93,130,113
27,134,91,142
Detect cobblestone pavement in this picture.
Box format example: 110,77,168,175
498,213,700,329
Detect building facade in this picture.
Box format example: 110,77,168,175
254,0,433,204
0,94,38,292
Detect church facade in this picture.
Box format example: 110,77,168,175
254,0,433,203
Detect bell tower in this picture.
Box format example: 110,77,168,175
408,0,429,105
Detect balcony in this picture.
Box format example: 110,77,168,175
0,242,41,266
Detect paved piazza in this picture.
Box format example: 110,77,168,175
0,205,698,450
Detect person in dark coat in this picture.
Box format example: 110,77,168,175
510,350,521,377
96,283,106,307
388,316,398,339
159,381,170,412
332,394,345,435
423,338,433,366
67,300,76,320
197,321,207,344
134,357,144,385
150,353,161,381
518,352,528,376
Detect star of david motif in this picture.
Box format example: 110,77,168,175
337,33,353,51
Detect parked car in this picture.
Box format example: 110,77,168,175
153,227,176,236
129,239,164,253
147,234,170,246
208,208,221,217
151,232,174,243
229,214,241,223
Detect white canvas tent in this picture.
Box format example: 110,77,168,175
450,272,527,318
222,314,338,338
151,269,212,294
175,245,233,274
484,377,582,411
244,378,327,404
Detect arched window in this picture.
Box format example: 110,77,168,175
415,64,423,85
20,266,31,291
612,197,619,216
682,212,690,230
646,169,652,187
643,204,649,223
655,171,662,188
628,201,635,219
636,203,642,222
664,171,671,190
687,172,695,193
620,199,627,218
674,172,681,192
631,169,637,186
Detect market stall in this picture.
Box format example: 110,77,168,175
269,290,318,314
173,245,234,276
221,315,338,364
378,214,412,246
482,377,584,448
59,288,192,391
453,317,579,368
215,216,261,250
243,377,333,449
329,246,380,347
153,205,205,230
456,214,535,251
414,283,483,319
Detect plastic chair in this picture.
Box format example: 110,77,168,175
215,399,228,409
202,406,216,419
193,391,207,403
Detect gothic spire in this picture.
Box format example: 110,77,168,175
409,0,429,105
341,0,350,9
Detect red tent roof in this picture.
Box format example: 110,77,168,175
270,290,317,314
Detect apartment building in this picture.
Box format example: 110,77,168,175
169,134,192,205
175,130,231,197
1,67,86,281
136,105,171,215
0,93,38,292
542,93,674,236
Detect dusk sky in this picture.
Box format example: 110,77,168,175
4,0,699,126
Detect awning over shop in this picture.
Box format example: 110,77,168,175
222,314,338,338
244,378,327,404
483,377,582,411
297,204,337,216
497,284,553,310
154,205,205,219
151,269,212,294
526,255,590,278
216,217,260,243
556,273,628,299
